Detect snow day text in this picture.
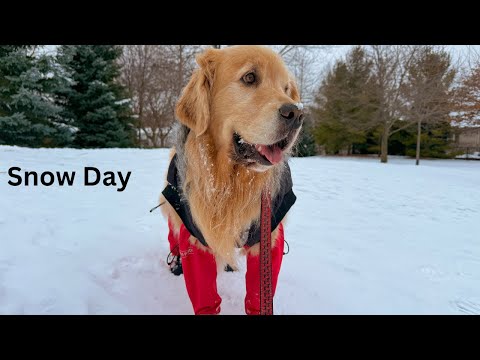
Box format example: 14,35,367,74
7,167,131,192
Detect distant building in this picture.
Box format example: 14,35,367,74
452,126,480,160
455,127,480,148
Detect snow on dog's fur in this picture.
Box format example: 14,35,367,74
160,45,303,266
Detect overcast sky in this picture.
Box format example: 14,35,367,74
44,45,480,60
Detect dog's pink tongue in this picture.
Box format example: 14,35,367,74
256,144,283,164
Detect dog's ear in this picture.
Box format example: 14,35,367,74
175,48,220,136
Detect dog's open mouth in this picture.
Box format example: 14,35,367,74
232,132,292,166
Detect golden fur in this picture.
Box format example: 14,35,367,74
160,45,301,266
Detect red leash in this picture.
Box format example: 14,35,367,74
260,190,273,315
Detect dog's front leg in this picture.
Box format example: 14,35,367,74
178,227,222,315
244,223,285,315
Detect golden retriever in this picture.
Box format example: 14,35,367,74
159,45,303,314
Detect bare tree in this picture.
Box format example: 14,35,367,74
272,45,336,105
119,45,158,145
366,45,422,163
119,45,203,147
452,60,480,127
402,46,456,165
286,49,319,104
463,46,480,70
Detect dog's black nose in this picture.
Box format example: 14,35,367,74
279,103,304,129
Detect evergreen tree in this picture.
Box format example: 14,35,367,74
312,47,378,154
0,46,72,147
401,120,455,159
56,46,134,148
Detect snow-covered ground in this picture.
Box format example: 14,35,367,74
1,147,479,315
456,151,480,160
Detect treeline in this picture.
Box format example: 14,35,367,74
305,45,480,163
1,45,479,164
0,45,208,149
0,45,134,148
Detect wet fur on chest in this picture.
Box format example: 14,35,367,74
174,124,284,263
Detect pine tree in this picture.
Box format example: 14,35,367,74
312,47,378,154
56,46,135,148
401,120,455,159
0,46,72,147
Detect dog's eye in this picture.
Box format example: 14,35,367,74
242,72,256,85
284,85,289,93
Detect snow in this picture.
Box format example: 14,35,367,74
114,99,131,105
456,151,480,160
295,102,304,111
451,118,480,128
1,147,479,315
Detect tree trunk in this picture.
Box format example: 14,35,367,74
380,127,389,163
415,119,422,166
152,128,159,148
139,128,145,147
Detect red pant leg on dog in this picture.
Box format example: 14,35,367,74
168,218,285,315
244,223,285,315
176,222,222,315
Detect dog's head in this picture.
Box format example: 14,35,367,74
176,45,304,172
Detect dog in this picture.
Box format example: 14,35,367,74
159,45,304,315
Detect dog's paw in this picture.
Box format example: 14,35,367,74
169,256,183,276
224,264,235,272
